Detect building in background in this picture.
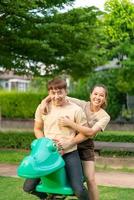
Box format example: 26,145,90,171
0,71,31,92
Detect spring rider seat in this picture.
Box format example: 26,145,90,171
17,137,73,196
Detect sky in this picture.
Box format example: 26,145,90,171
73,0,106,10
69,0,134,11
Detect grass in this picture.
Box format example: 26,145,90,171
95,164,134,173
0,149,28,164
0,148,134,199
0,149,134,173
0,176,134,200
0,177,37,200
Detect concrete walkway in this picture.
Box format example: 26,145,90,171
0,164,134,189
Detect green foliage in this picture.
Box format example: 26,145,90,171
85,70,126,119
0,91,46,118
69,78,89,100
104,0,134,94
95,131,134,142
0,177,39,200
116,43,134,94
1,177,134,200
0,70,127,120
0,131,34,149
0,150,28,164
66,70,127,120
28,76,48,93
104,0,134,42
0,130,134,150
99,150,134,157
0,90,89,119
121,107,134,120
0,0,107,78
0,0,74,73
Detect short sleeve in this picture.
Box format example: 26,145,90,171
74,107,87,126
67,96,87,110
92,115,110,131
35,104,43,123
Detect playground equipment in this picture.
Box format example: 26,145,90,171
17,137,73,196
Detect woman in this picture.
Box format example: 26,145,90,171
41,84,110,200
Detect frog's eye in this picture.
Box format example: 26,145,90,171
47,142,57,152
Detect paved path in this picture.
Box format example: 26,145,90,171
0,164,134,189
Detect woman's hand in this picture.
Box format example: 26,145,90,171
58,116,73,128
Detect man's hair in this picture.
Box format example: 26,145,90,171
47,78,67,90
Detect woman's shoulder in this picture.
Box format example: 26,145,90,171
99,108,110,120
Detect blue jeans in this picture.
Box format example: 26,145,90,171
23,150,89,200
63,150,89,200
23,178,47,199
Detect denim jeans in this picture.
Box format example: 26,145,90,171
63,150,89,200
23,150,89,200
23,178,47,199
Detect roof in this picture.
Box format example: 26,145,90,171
0,71,31,81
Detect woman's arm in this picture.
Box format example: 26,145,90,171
40,95,51,114
58,116,101,137
56,133,89,150
40,96,87,114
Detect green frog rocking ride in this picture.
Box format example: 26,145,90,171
17,137,73,197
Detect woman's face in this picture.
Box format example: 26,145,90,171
90,86,106,108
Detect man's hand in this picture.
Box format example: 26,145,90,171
56,137,75,151
52,139,64,155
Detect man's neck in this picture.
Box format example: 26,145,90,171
52,99,68,107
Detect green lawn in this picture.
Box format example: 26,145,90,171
1,150,134,173
0,149,28,164
0,177,134,200
0,150,134,199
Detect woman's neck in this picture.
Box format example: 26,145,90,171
90,102,101,112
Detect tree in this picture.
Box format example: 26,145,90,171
0,0,107,78
0,0,74,74
103,0,134,94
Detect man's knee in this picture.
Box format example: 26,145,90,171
23,178,40,193
23,182,33,193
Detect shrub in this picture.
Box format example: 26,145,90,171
0,130,134,150
0,91,46,119
0,131,35,149
95,131,134,143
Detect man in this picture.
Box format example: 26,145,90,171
23,78,89,200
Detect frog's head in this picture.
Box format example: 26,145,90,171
17,138,64,178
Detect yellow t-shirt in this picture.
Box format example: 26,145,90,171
35,101,87,153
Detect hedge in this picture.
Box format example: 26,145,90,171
0,91,88,119
95,131,134,143
0,131,35,149
0,91,46,119
0,90,122,120
0,131,134,150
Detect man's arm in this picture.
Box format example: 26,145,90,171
34,121,44,139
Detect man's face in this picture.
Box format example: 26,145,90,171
48,88,67,106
